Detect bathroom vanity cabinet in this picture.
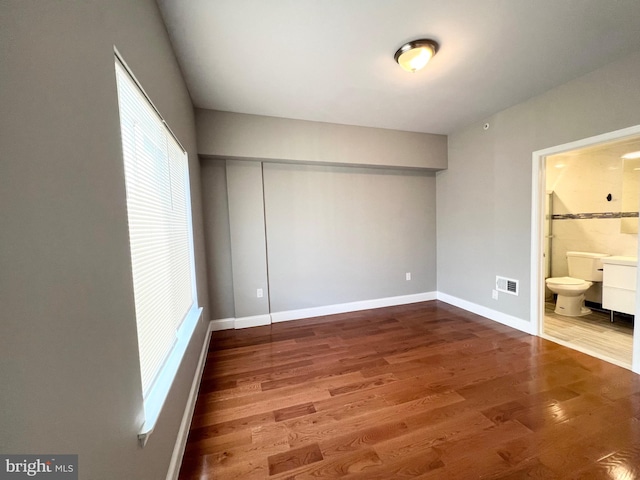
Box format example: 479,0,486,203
602,256,637,317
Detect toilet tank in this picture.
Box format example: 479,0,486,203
567,251,609,281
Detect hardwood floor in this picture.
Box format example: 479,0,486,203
178,301,640,479
544,302,634,368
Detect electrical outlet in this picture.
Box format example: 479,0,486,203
406,272,411,281
257,288,263,298
492,289,498,300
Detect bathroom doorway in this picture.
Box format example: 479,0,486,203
531,126,640,372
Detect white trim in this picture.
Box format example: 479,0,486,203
235,314,272,329
165,321,213,480
210,318,235,331
138,307,202,446
532,125,640,159
270,292,437,323
530,147,546,337
206,293,438,330
437,292,535,335
634,266,640,373
530,124,640,374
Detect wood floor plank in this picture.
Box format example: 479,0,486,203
373,410,495,462
191,388,332,427
182,430,253,458
267,443,323,476
568,445,640,479
327,373,398,396
260,358,389,392
178,300,639,479
495,422,580,468
285,390,469,449
431,420,533,472
341,448,444,479
188,410,276,439
273,402,316,422
511,393,608,432
199,359,315,393
486,457,557,479
196,377,329,414
317,421,409,459
269,447,383,479
418,449,510,479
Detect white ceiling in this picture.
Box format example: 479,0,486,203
157,0,640,135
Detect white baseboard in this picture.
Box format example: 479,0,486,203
270,292,437,323
207,292,532,337
234,313,272,329
208,292,438,330
437,292,535,335
165,321,214,480
210,318,235,331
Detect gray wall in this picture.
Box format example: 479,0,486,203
200,159,437,320
197,109,448,170
200,159,235,320
264,163,436,312
437,50,640,321
1,2,209,479
226,160,270,318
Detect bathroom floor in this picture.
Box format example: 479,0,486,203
544,302,634,367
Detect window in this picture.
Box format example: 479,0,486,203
114,56,201,443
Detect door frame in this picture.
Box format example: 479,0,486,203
530,124,640,373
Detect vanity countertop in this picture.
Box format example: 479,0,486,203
601,256,638,266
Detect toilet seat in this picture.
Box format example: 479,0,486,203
546,277,590,287
545,277,593,296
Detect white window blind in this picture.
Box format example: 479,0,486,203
114,59,197,399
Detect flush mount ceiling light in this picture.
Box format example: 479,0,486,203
394,39,439,73
622,150,640,159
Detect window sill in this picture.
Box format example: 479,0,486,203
138,306,203,447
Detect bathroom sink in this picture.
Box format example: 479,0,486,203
600,256,638,267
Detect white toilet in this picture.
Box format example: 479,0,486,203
545,251,609,317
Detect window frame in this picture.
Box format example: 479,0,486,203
114,51,202,445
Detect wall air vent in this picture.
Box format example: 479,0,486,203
496,276,519,296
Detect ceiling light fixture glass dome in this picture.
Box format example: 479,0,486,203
394,39,439,73
622,150,640,159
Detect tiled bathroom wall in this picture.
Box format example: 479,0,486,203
546,151,638,302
